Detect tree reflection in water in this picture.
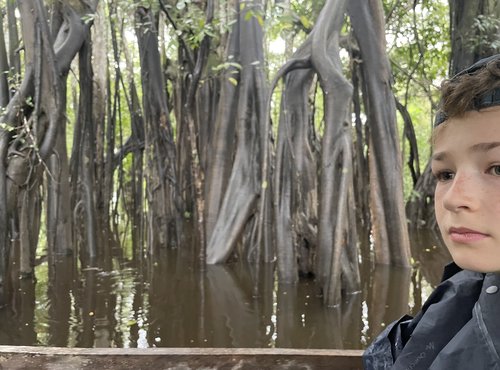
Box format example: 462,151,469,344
0,232,451,349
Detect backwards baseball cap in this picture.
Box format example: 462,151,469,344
434,54,500,126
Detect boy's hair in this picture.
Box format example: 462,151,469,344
434,54,500,127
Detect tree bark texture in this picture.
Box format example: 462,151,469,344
348,0,411,267
76,38,98,262
266,0,361,305
449,0,500,74
135,6,180,254
0,0,95,302
172,0,215,261
205,0,269,265
266,0,411,304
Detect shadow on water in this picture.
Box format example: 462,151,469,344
0,230,452,349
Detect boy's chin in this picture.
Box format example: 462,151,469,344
453,259,500,273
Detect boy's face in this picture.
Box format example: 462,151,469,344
432,106,500,272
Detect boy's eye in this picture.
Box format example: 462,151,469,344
488,165,500,176
433,170,454,182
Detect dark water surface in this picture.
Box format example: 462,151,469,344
0,233,450,349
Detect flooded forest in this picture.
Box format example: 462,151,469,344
0,0,498,349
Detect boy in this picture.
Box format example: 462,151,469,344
363,54,500,369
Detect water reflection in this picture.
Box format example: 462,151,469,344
47,258,73,347
410,229,451,287
4,277,37,345
276,282,363,349
204,264,271,347
0,233,452,349
362,265,410,344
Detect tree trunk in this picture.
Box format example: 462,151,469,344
7,0,20,81
348,0,411,267
0,1,94,303
135,6,180,254
93,0,111,233
205,0,268,264
274,68,317,284
46,123,73,258
449,0,500,74
173,0,214,261
79,38,98,261
204,31,239,245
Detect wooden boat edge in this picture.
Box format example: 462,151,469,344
0,345,364,369
0,345,364,356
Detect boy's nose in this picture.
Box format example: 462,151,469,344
442,173,479,212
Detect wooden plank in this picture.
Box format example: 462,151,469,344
0,346,364,369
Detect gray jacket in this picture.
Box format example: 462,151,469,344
363,263,500,369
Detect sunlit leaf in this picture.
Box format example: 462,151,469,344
299,15,311,29
256,15,264,27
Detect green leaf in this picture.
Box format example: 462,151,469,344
245,11,253,22
81,13,96,25
300,15,311,29
228,77,238,86
212,62,242,72
256,14,264,27
0,122,14,132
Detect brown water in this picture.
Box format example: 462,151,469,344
0,234,450,349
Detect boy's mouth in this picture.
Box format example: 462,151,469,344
448,227,490,243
